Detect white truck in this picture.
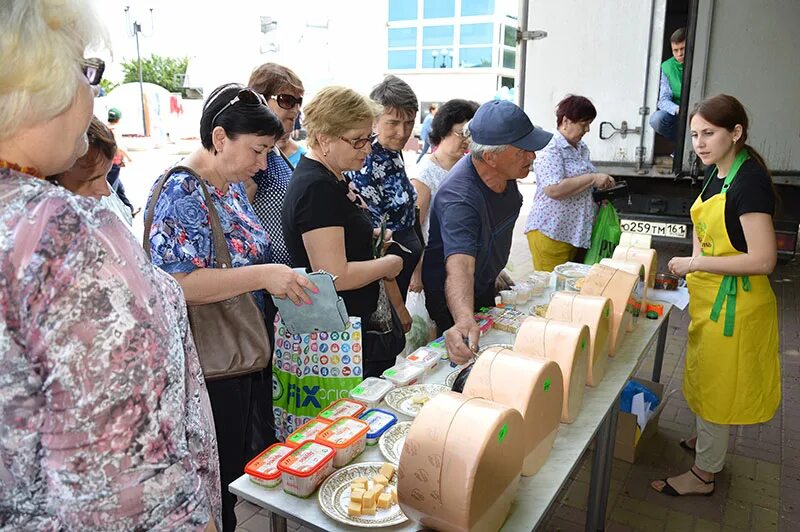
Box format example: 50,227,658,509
516,0,800,257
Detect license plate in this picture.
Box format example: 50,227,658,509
619,219,687,239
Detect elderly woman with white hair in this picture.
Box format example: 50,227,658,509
0,1,220,529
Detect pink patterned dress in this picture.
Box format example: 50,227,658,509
0,168,221,530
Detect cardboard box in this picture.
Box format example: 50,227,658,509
614,378,668,463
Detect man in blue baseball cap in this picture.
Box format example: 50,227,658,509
422,99,552,365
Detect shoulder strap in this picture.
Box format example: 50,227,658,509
142,165,233,267
276,146,295,171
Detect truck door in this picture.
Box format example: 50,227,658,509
519,0,666,167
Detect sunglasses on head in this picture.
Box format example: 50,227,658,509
339,132,376,150
81,58,105,86
210,88,268,127
271,93,303,110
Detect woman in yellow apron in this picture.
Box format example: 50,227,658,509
652,94,781,497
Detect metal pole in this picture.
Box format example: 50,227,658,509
270,512,288,532
134,22,147,136
586,402,620,531
652,317,669,382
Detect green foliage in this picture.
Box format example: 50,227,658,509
99,78,119,94
121,54,188,95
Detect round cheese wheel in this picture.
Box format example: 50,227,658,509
546,292,612,386
398,392,524,532
612,246,657,288
463,346,564,476
513,317,590,424
579,263,640,354
599,259,647,331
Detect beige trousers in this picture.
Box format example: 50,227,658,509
695,416,730,473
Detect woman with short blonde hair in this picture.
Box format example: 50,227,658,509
0,1,220,529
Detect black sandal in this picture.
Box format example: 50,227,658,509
679,439,696,453
656,468,715,497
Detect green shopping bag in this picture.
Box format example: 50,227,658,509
584,202,622,265
272,316,364,440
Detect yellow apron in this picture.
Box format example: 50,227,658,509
684,150,781,424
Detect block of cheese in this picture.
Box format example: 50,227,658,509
398,392,524,532
599,258,647,330
579,264,640,355
513,317,590,423
612,245,657,288
462,346,564,476
546,292,612,387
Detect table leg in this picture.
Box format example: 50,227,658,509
585,401,620,532
270,512,288,532
651,317,669,383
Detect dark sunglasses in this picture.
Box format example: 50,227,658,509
81,58,105,86
339,132,376,150
211,88,268,126
271,93,303,110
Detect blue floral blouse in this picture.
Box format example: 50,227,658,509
147,169,272,311
347,139,417,232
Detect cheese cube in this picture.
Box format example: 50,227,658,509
390,487,398,504
347,501,362,517
350,489,365,502
362,503,376,516
353,477,369,486
362,489,377,508
379,463,395,481
372,474,389,487
377,492,392,509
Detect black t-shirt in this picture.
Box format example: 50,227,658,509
282,157,378,320
699,158,775,253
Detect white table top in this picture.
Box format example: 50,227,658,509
230,297,673,531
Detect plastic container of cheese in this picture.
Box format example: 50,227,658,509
277,441,336,497
382,362,425,387
285,418,333,448
404,346,441,374
317,398,366,422
360,408,398,445
349,377,394,408
315,416,370,467
244,443,295,488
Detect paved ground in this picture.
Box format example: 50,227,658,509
118,143,797,531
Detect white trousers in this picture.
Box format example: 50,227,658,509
695,416,730,473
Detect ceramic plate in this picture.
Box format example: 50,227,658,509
317,461,407,528
378,421,411,465
384,384,449,417
444,369,460,388
477,343,514,356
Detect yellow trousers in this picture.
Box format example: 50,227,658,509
527,230,578,272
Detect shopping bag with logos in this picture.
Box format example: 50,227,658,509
271,315,364,439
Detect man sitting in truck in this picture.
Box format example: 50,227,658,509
649,27,686,143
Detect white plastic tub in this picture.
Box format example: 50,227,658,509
404,347,441,374
360,408,398,445
277,441,336,498
315,416,370,467
318,398,366,422
349,377,394,409
244,443,294,488
382,363,425,387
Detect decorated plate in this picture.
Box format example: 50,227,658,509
384,384,449,417
378,421,411,465
318,462,407,528
477,343,514,356
444,369,460,388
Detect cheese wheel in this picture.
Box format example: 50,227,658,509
546,292,612,386
398,392,524,532
580,264,640,354
619,231,652,250
612,246,657,288
599,258,647,330
513,317,590,424
462,347,564,476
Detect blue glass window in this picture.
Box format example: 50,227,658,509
423,49,453,69
423,25,454,46
460,23,493,45
389,0,418,21
503,49,516,69
461,0,494,16
388,50,417,69
389,27,417,48
423,0,455,18
459,47,493,68
504,25,517,46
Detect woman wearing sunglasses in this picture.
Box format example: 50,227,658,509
146,83,316,531
282,86,404,377
245,62,305,267
0,1,219,530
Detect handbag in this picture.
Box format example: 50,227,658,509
271,269,349,335
143,166,271,380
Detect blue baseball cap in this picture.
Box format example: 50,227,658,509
469,100,552,151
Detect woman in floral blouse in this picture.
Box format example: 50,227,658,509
0,1,220,529
524,94,616,271
147,83,315,532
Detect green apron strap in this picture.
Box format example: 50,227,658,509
710,274,751,337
